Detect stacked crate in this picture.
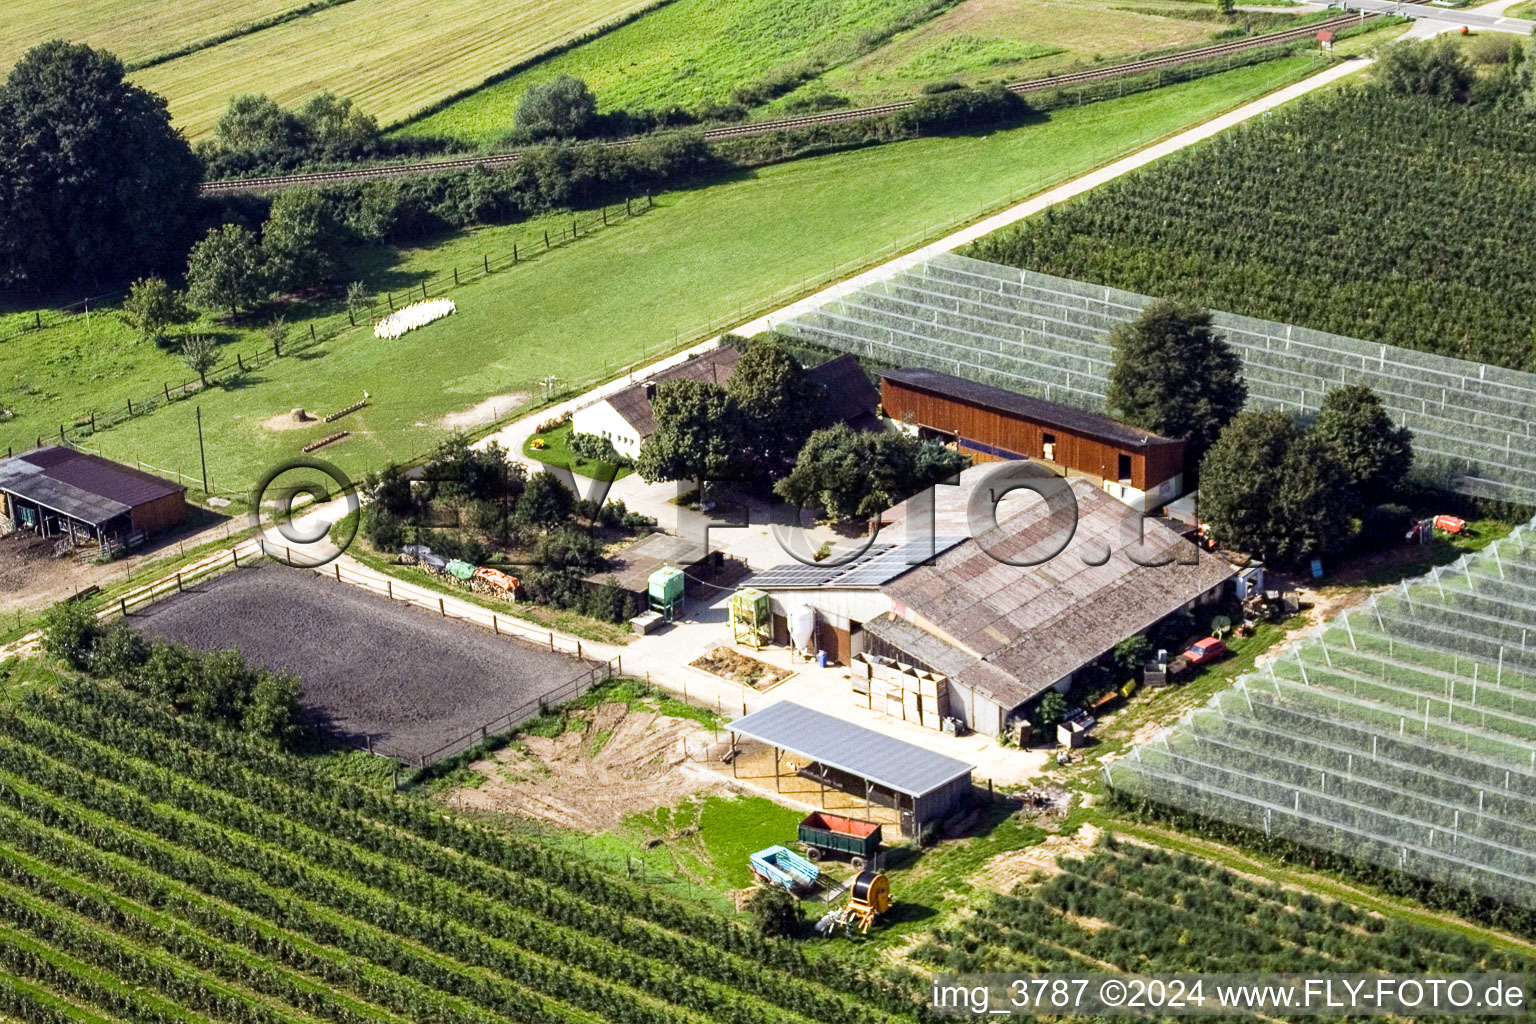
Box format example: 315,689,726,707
851,654,949,729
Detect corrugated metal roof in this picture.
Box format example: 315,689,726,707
882,367,1182,450
1,447,182,523
729,701,973,797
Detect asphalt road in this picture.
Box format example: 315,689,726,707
1333,0,1532,33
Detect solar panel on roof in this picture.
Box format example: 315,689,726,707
743,536,967,590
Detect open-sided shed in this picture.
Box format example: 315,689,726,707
728,701,973,837
0,446,185,545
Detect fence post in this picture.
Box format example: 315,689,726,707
439,597,445,616
484,254,489,273
335,564,341,581
310,323,316,342
232,547,239,568
237,353,244,372
387,580,392,599
120,598,128,617
493,615,499,635
164,383,170,400
544,230,550,249
602,207,607,226
387,293,394,311
176,572,182,592
453,267,459,286
577,640,582,659
421,282,428,300
512,243,517,264
127,398,133,416
626,197,632,216
549,633,554,652
349,309,355,326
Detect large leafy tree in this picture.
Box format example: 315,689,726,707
0,41,201,289
725,341,826,474
636,380,749,487
1200,410,1353,565
774,425,967,521
1310,384,1413,499
185,224,267,314
262,188,345,291
1105,300,1246,467
1374,37,1475,103
295,91,378,145
514,75,597,139
213,93,304,153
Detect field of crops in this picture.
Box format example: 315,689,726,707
128,0,654,138
915,838,1536,977
401,0,950,143
0,678,927,1024
969,87,1536,372
1109,518,1536,911
0,0,310,71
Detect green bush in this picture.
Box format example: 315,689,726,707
40,601,100,670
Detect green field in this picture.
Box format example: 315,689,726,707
401,0,954,143
125,0,654,138
0,0,313,71
6,55,1329,495
814,0,1229,107
0,679,928,1024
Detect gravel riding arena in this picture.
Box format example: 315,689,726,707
131,564,598,762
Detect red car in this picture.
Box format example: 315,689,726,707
1182,637,1228,666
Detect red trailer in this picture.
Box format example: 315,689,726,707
798,812,882,870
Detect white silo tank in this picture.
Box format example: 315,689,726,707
789,604,817,652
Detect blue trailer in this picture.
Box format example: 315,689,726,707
749,845,820,892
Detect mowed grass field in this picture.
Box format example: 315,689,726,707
127,0,656,138
816,0,1227,106
0,0,308,70
4,56,1327,493
401,0,944,144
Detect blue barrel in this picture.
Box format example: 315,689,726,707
816,650,827,668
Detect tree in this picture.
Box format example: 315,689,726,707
244,670,302,745
514,75,597,139
263,188,345,291
1374,37,1475,103
1199,410,1353,565
774,425,967,521
1310,385,1413,500
179,335,218,387
0,41,201,289
345,281,373,322
744,884,800,939
185,224,267,314
1513,36,1536,113
40,600,99,669
636,380,749,487
213,93,304,152
294,91,377,145
516,470,576,528
1035,691,1068,727
725,341,826,474
1106,300,1246,467
263,316,290,356
121,276,188,345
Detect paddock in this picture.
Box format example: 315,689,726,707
131,564,600,763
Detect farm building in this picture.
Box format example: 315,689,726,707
743,466,1231,737
0,447,186,547
581,531,737,612
880,367,1186,511
728,701,973,837
571,348,883,459
571,347,742,459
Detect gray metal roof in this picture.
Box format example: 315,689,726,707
0,447,181,525
728,701,973,797
743,536,967,591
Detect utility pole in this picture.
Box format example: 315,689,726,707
195,406,209,496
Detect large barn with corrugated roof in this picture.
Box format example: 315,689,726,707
743,465,1232,736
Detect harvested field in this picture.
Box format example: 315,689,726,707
0,0,305,70
131,563,595,760
447,702,729,831
129,0,657,137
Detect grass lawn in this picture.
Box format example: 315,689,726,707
128,0,655,138
524,421,634,479
1319,519,1514,589
0,0,308,70
28,55,1328,494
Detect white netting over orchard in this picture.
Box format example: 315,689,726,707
777,252,1536,506
1108,521,1536,909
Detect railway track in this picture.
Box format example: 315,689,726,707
200,13,1367,195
